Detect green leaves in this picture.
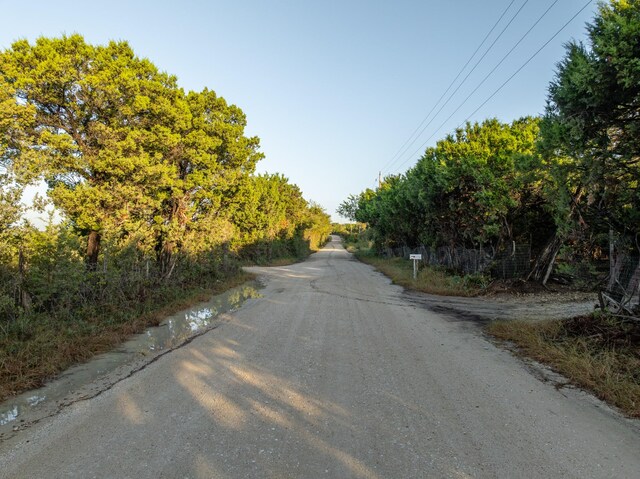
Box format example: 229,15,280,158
348,0,640,275
337,194,360,222
231,173,331,260
0,170,22,235
1,35,176,243
542,0,640,237
1,34,325,276
351,118,544,249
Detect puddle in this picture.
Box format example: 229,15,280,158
0,281,261,438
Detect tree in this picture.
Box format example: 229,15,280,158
0,34,181,269
0,170,22,236
150,88,263,276
419,117,540,247
535,0,640,284
300,201,332,251
353,118,545,251
541,0,640,238
233,173,304,245
230,174,330,260
337,194,359,223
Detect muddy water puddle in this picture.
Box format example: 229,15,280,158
0,281,261,438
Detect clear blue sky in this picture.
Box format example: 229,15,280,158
1,0,598,222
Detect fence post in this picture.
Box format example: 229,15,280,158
609,228,614,287
17,248,31,312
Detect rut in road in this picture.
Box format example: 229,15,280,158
0,236,639,479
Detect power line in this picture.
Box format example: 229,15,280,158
393,0,591,174
394,0,560,171
460,0,593,125
377,0,518,175
381,0,529,175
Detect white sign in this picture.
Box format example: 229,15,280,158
409,254,422,260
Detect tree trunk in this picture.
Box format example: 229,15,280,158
86,230,101,271
159,240,177,280
609,228,615,285
527,233,563,285
527,186,584,285
16,248,31,313
156,197,187,281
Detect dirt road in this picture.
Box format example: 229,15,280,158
1,236,638,478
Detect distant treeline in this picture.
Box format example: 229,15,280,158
0,34,331,325
340,1,640,284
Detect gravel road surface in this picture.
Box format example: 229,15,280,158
1,236,638,478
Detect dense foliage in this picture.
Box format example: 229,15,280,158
540,0,640,244
233,173,332,262
343,1,639,282
0,35,330,327
353,117,549,250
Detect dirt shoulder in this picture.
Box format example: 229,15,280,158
404,284,597,323
353,249,597,322
350,246,640,419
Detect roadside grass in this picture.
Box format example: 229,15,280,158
241,255,302,267
354,251,484,297
487,314,640,418
0,271,254,402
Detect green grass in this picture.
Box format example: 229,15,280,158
351,247,484,297
488,314,640,417
257,256,304,267
0,271,254,402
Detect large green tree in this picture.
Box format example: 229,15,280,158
352,118,546,251
337,194,359,223
540,0,640,238
233,173,307,251
418,117,541,247
150,88,262,276
0,35,264,278
231,173,331,260
0,35,182,269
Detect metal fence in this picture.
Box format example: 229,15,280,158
382,242,531,279
606,254,640,313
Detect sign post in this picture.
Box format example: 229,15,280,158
409,254,422,280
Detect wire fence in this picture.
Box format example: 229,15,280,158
382,242,531,279
605,253,640,314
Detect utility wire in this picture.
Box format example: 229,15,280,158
377,0,517,175
394,0,559,170
394,0,590,173
381,0,529,175
460,0,593,125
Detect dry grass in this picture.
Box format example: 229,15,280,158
0,271,254,401
260,256,303,267
355,253,483,297
488,315,640,417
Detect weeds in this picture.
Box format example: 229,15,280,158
0,271,254,402
354,251,484,297
488,314,640,417
260,256,303,267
